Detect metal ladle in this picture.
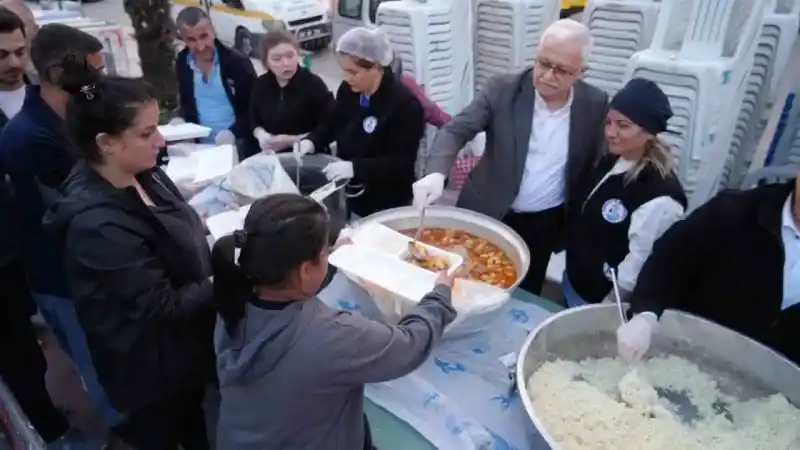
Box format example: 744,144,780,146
607,266,725,424
607,266,627,325
407,206,427,260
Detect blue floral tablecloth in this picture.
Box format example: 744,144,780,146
318,273,554,450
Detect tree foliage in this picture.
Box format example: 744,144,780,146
124,0,179,117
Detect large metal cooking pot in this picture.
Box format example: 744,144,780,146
516,304,800,448
276,153,348,246
354,205,531,291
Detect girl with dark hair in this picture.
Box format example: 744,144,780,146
249,30,333,153
40,59,215,450
212,193,457,450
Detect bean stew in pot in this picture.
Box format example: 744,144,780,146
399,228,518,288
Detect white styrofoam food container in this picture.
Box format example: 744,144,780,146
158,123,212,142
330,223,508,333
205,204,251,242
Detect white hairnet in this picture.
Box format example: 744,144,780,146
335,27,394,67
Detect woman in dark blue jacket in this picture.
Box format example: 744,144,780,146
294,27,425,218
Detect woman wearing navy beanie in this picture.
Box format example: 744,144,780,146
563,78,687,307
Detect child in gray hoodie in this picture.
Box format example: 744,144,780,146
212,193,457,450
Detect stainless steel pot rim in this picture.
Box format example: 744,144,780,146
352,205,531,289
515,304,800,448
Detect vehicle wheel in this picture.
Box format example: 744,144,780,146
301,35,332,52
234,27,256,57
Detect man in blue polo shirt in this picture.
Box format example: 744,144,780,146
0,23,123,433
175,6,257,160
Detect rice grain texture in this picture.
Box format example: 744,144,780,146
527,356,800,450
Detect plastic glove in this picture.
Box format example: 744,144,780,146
322,161,354,181
253,127,273,152
167,117,186,125
617,312,658,363
267,135,298,152
337,226,355,241
215,130,236,145
293,139,314,163
412,173,446,208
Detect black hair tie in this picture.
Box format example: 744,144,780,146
233,229,248,248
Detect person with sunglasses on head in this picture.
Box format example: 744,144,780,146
562,78,686,308
412,19,609,296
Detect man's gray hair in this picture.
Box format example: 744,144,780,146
539,19,592,64
175,6,210,28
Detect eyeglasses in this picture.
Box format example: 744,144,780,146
534,58,582,78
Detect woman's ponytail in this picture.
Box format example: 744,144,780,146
211,234,252,334
57,53,103,98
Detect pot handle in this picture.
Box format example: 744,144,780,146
345,183,365,198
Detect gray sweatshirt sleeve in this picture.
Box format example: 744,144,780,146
326,284,457,385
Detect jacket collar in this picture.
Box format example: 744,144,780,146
183,39,232,68
21,85,64,130
62,162,177,214
264,65,306,90
757,180,796,239
363,67,394,104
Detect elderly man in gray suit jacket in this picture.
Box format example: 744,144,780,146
412,19,608,295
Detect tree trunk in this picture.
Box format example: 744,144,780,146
123,0,178,117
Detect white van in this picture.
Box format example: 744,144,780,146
331,0,396,42
172,0,333,56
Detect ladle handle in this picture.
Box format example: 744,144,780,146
413,206,426,242
608,267,627,325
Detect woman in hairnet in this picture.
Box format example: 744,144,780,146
294,27,425,218
616,172,800,367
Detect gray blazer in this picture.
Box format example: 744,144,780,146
427,69,608,220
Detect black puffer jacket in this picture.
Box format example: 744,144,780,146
41,163,215,412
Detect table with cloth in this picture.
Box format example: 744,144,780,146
317,272,563,450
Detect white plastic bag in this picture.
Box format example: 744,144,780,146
188,184,240,218
222,152,299,202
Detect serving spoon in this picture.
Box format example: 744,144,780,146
607,266,627,325
407,206,427,260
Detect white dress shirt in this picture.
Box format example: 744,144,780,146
510,91,572,212
780,194,800,310
585,158,685,292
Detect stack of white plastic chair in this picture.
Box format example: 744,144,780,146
624,0,764,210
582,0,661,95
473,0,560,93
377,0,471,177
763,0,800,95
760,73,800,170
724,0,800,188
